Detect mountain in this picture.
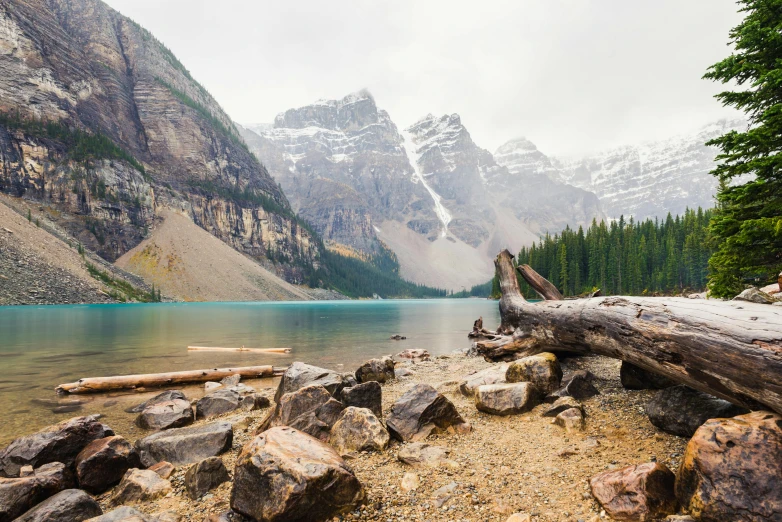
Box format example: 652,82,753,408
0,0,318,286
243,93,604,289
552,119,746,220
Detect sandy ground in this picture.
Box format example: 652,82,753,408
89,351,688,522
115,209,311,302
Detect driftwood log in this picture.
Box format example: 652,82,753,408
56,365,285,394
187,346,291,354
475,249,782,414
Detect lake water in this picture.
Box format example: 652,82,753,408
0,299,498,444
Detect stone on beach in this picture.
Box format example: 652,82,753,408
548,370,599,401
274,362,344,402
329,407,389,456
645,385,749,437
396,348,429,359
134,421,233,467
110,468,172,506
125,391,187,414
397,442,457,469
459,364,509,397
148,461,175,479
474,382,538,416
75,435,141,494
13,488,102,522
85,505,155,521
400,472,419,492
386,384,470,442
553,407,585,432
270,384,345,441
505,352,562,395
340,380,382,418
135,399,194,430
230,426,365,522
542,396,583,417
355,356,395,384
239,393,270,412
0,462,73,521
184,457,230,500
590,462,678,521
196,389,241,419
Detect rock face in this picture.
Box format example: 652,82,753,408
474,383,538,416
75,436,141,493
341,381,383,418
675,411,782,522
620,362,676,390
136,399,194,430
126,391,187,414
184,457,230,500
0,462,73,521
0,415,110,477
505,353,562,395
329,407,390,455
590,463,678,521
459,364,509,397
196,390,241,419
274,362,344,402
231,427,365,522
110,469,172,506
386,384,470,441
134,422,233,467
645,385,749,437
13,488,102,522
355,357,395,384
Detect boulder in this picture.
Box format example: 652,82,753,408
474,383,538,416
230,426,365,522
355,356,395,384
620,362,677,390
395,368,415,378
0,415,110,477
196,390,241,419
459,364,509,397
134,421,233,467
269,385,344,441
274,362,344,402
400,472,419,492
390,334,407,341
220,374,241,387
329,407,390,456
340,381,382,418
148,461,174,479
675,411,782,522
125,391,187,414
590,462,678,521
184,457,230,500
397,442,457,469
135,399,194,430
14,489,102,522
386,384,470,442
109,468,172,506
340,373,358,389
396,349,429,359
75,436,141,494
205,382,222,392
0,462,72,521
554,407,585,433
505,353,562,395
548,370,599,400
760,282,780,295
85,506,155,522
542,396,583,417
645,385,749,437
239,394,270,412
733,286,777,304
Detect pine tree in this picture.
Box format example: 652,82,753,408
704,0,782,297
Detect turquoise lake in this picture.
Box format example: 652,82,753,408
0,299,499,443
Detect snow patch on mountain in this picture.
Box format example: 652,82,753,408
401,129,452,237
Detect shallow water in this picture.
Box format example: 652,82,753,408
0,299,498,444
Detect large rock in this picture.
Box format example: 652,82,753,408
620,362,676,390
386,384,470,442
136,400,194,430
230,427,365,522
125,391,187,414
397,442,457,469
340,381,382,418
196,390,241,419
355,356,395,384
274,362,344,402
590,462,678,521
329,407,389,456
675,411,782,522
396,349,430,360
459,364,509,397
270,385,344,441
185,457,230,500
549,370,599,400
645,385,749,437
474,383,538,416
239,394,271,412
554,408,585,433
505,353,562,395
109,468,172,506
0,462,72,521
14,489,102,522
542,396,583,418
134,422,233,467
75,436,141,494
733,286,777,304
0,415,110,477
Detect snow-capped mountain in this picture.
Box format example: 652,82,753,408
553,119,746,220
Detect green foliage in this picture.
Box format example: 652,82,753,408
703,0,782,297
85,262,157,302
26,209,31,222
449,279,497,299
510,209,713,297
0,111,146,176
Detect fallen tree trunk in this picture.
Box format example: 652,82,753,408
476,249,782,414
187,346,291,354
56,365,286,394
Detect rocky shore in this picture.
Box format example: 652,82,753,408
0,348,779,522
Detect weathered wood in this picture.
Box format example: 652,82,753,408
517,264,563,301
187,346,291,354
476,249,782,414
56,365,286,394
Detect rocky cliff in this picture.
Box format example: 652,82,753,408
0,0,318,282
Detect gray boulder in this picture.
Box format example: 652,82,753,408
542,396,583,418
239,393,271,412
268,385,345,441
274,362,344,402
733,287,777,304
14,488,102,522
135,399,194,430
329,407,390,456
386,384,470,442
196,390,241,419
620,362,676,390
0,462,73,521
85,506,155,522
109,468,172,506
134,421,233,467
355,356,395,384
548,370,599,401
185,457,230,500
75,436,141,494
474,383,538,416
459,364,509,397
645,385,749,437
506,353,562,395
554,407,585,432
125,390,187,414
340,381,382,418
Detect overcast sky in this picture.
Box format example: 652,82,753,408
104,0,743,157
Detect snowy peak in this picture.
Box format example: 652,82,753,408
273,89,382,132
494,137,556,178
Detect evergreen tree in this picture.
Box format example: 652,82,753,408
704,0,782,297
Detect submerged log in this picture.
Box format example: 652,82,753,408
476,249,782,414
187,346,291,354
56,365,286,394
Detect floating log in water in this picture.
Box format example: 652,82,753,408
187,346,292,354
56,365,286,394
474,249,782,415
